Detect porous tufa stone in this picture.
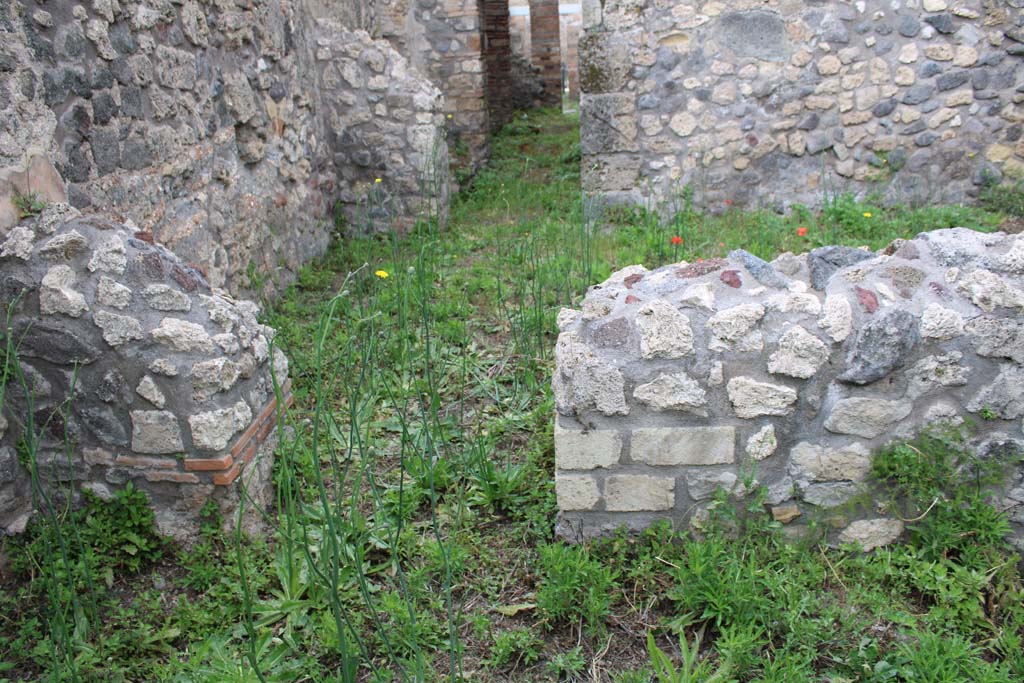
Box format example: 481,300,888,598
633,372,708,414
968,365,1024,420
94,310,144,346
687,471,750,501
838,519,904,552
790,442,872,482
746,424,778,461
151,318,215,353
40,265,88,317
553,331,629,416
636,300,695,358
1,227,35,260
920,303,964,340
727,377,798,418
143,284,192,312
818,295,853,342
190,358,242,400
824,398,913,438
957,269,1024,311
97,276,133,309
130,410,184,454
87,237,127,275
708,304,765,352
39,230,89,260
189,401,252,451
136,375,167,409
768,325,830,379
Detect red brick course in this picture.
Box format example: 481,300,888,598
181,380,294,486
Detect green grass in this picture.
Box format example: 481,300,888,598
1,107,1021,682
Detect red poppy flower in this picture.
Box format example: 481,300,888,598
797,226,808,237
671,235,683,245
725,199,733,206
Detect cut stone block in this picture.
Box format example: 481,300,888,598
555,474,601,511
605,475,675,511
631,427,736,466
555,420,622,470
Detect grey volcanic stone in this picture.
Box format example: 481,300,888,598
715,11,790,61
120,137,152,170
937,71,970,92
897,15,921,38
838,309,919,385
798,113,820,130
730,249,788,288
808,246,874,290
924,14,955,35
902,85,935,105
873,99,898,118
90,128,120,175
76,405,129,446
17,320,101,365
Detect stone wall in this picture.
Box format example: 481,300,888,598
553,228,1024,551
1,204,290,540
0,0,449,296
580,0,1024,210
0,0,555,543
315,20,449,233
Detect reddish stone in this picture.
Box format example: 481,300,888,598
676,259,726,278
720,270,742,288
134,230,155,244
625,294,640,304
928,282,949,298
137,251,165,280
172,264,203,292
624,273,644,288
855,286,879,313
894,242,920,260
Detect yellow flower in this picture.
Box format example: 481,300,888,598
447,114,453,119
863,212,872,218
374,178,382,184
374,270,389,279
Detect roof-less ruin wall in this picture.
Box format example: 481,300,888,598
0,0,449,296
553,228,1024,551
580,0,1024,211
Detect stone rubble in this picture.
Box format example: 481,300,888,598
580,0,1024,212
